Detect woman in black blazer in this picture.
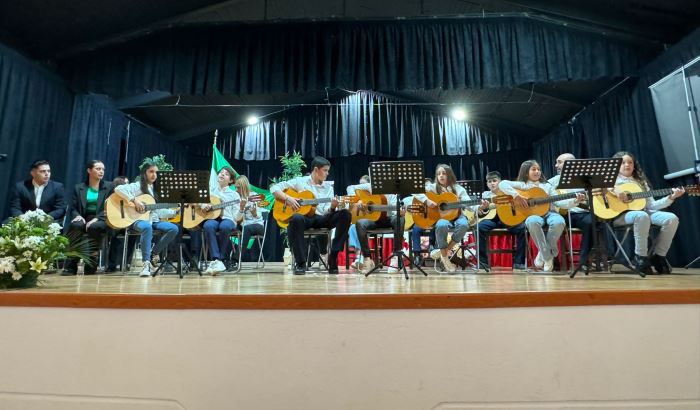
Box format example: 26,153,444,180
64,160,113,274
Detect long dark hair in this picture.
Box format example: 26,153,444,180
434,164,457,193
139,161,157,197
85,160,104,185
516,160,547,183
613,151,650,188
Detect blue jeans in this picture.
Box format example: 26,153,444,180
434,214,469,249
348,224,360,250
203,219,237,261
132,220,179,262
524,211,565,261
411,225,435,252
477,219,526,267
613,210,679,257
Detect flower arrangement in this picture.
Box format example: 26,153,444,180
0,210,71,289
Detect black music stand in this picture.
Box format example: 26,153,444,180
558,158,625,278
154,171,210,278
456,180,487,272
366,161,427,279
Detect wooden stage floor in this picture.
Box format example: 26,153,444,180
1,263,699,309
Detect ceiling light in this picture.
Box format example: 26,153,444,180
246,115,259,125
451,108,467,121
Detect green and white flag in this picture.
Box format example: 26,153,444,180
210,142,274,209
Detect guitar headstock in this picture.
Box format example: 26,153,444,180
686,184,700,196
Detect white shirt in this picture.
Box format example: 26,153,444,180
548,174,586,213
346,182,398,216
32,181,47,208
270,176,335,215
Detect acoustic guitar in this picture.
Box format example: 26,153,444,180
272,188,351,228
464,202,497,226
410,191,485,229
179,194,265,229
347,189,423,224
591,182,699,220
105,193,180,229
493,187,584,226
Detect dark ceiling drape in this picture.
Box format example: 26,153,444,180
0,43,74,220
61,18,654,97
533,27,700,266
209,91,531,160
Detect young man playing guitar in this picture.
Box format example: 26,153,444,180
476,171,527,271
346,174,406,274
270,156,351,275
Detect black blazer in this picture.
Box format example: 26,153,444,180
70,181,114,221
9,179,66,221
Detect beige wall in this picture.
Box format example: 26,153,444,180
1,305,699,410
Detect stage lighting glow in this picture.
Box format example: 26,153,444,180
451,108,467,121
246,115,259,125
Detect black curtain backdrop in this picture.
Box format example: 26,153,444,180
209,91,532,160
188,149,532,262
61,18,654,97
0,43,74,220
534,27,700,266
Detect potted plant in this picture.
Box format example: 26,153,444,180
269,151,306,269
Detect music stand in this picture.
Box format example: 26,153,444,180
366,161,427,279
154,171,210,278
557,158,627,278
456,180,487,272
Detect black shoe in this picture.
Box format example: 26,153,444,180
633,255,652,276
412,254,423,267
294,263,306,275
649,254,671,274
328,252,339,274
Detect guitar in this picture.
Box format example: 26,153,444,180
348,190,425,224
272,188,351,228
105,193,180,229
464,202,497,226
493,187,584,226
179,194,265,229
410,191,486,229
591,182,699,220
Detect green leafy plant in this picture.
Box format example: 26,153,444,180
269,151,307,247
135,154,174,181
0,210,90,289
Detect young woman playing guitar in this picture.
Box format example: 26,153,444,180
201,166,241,275
610,151,685,274
498,160,585,272
234,175,266,262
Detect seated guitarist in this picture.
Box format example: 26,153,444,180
234,175,265,262
346,174,405,274
498,160,584,272
610,151,684,274
270,156,351,275
201,166,241,275
417,164,489,273
476,171,527,271
114,161,179,277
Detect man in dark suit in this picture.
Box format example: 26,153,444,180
9,160,66,222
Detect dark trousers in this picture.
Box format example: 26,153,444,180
287,209,352,266
65,216,108,273
569,212,594,265
356,215,404,257
477,218,527,267
240,223,265,261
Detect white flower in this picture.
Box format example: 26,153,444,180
29,257,48,273
21,236,43,249
48,223,61,235
12,271,22,281
23,250,33,258
0,257,16,274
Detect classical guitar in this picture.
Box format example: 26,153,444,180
410,191,485,229
272,188,351,228
105,193,180,229
493,187,584,226
591,183,699,220
179,194,265,229
464,202,497,226
347,189,423,224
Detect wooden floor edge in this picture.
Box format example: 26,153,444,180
0,289,699,309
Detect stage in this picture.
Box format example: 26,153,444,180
1,263,699,309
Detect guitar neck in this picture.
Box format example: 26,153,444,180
367,204,396,212
299,197,333,206
441,198,482,210
627,187,676,200
527,192,579,206
212,199,241,210
145,203,180,211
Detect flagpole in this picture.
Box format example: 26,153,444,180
213,129,218,146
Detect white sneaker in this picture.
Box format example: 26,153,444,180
534,252,544,269
543,257,554,272
139,261,152,277
429,249,442,260
206,260,226,275
440,255,457,273
360,258,376,274
351,255,364,269
387,256,401,274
